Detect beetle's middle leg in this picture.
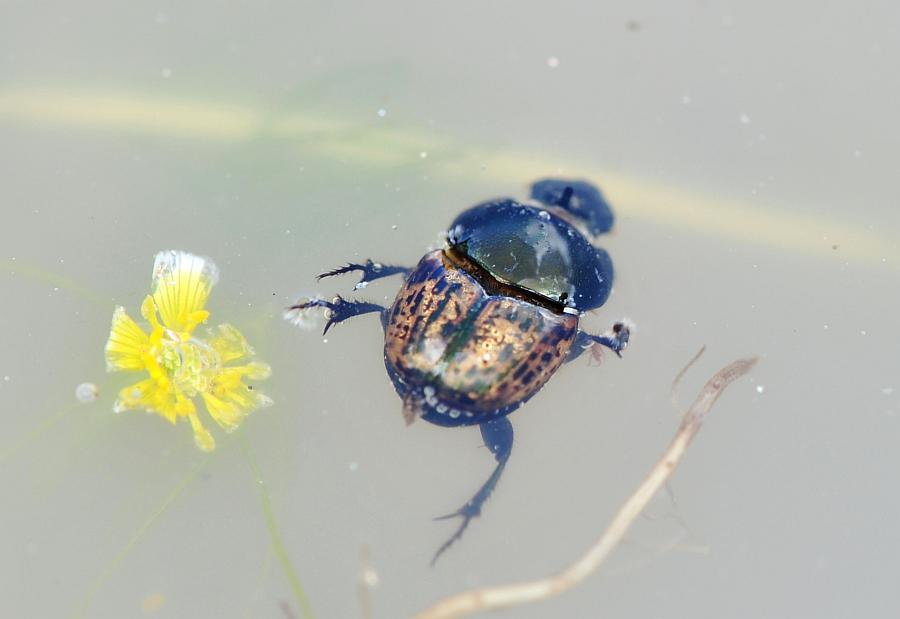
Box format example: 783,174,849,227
431,416,513,565
567,320,631,363
318,259,410,290
286,296,386,335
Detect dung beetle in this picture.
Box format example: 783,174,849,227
288,178,630,564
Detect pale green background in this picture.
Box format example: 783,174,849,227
1,2,898,618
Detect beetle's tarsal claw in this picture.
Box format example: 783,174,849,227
430,511,476,567
317,263,363,281
582,320,632,358
317,259,409,290
609,321,631,355
433,501,480,522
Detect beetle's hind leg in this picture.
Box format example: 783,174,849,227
318,259,410,290
568,321,631,363
431,417,513,565
285,296,386,335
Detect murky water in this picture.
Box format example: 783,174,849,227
2,2,898,618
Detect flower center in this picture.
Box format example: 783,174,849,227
157,329,221,396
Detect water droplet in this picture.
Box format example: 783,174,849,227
546,56,560,68
348,461,359,471
756,385,765,394
377,108,387,118
739,113,751,124
161,67,172,78
419,151,428,159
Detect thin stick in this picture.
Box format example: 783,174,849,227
415,356,758,619
670,345,706,411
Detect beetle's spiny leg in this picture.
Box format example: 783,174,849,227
430,418,513,566
317,259,409,290
285,295,385,335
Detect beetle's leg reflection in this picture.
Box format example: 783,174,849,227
286,296,386,335
431,416,513,565
567,321,631,362
317,259,410,291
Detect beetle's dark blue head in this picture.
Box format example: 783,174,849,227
447,194,614,313
530,178,614,236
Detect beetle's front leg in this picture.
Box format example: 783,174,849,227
318,259,410,290
568,320,631,363
285,296,386,335
431,417,513,565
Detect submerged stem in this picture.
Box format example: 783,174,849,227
71,457,209,619
243,439,315,619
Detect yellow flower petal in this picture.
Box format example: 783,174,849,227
105,306,150,372
187,408,216,452
150,250,218,333
140,295,163,334
207,323,253,363
114,378,179,424
201,364,273,432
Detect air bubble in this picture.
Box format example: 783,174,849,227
75,382,99,403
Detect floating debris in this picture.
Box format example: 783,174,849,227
141,592,165,612
282,298,324,330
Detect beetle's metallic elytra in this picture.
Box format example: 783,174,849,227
287,178,630,564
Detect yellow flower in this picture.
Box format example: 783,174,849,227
105,250,272,451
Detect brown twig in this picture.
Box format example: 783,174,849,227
414,356,758,619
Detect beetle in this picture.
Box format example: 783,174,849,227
287,178,630,564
